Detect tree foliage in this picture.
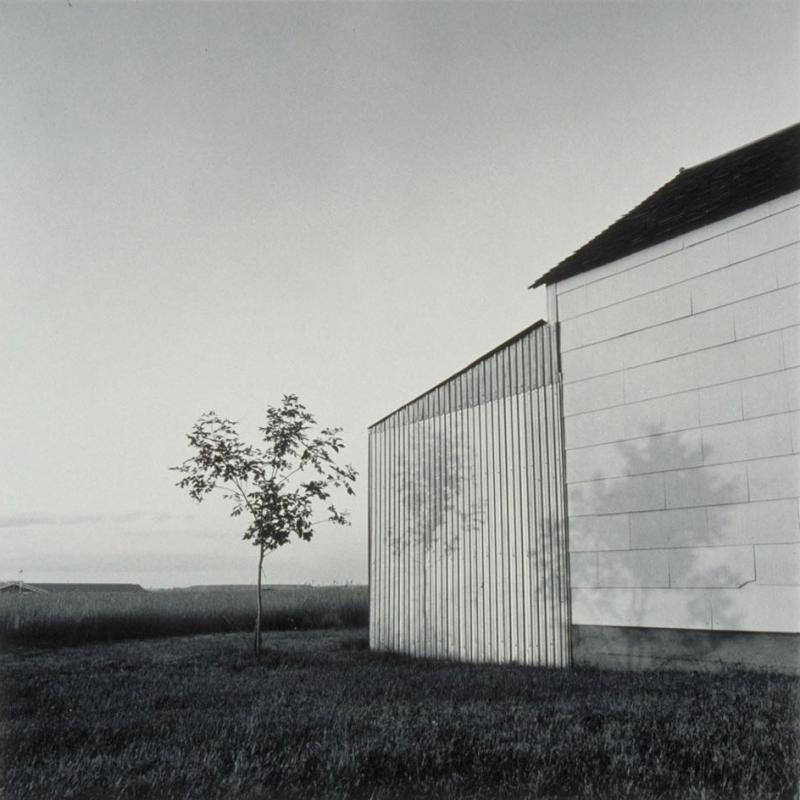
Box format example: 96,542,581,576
171,395,357,656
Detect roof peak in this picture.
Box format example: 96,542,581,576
683,121,800,174
531,122,800,289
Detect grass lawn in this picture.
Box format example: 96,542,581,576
1,628,798,799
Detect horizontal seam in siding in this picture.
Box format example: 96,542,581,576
561,280,799,357
561,328,797,410
569,541,800,554
563,363,799,419
555,204,800,303
568,494,798,517
564,407,798,453
566,451,797,485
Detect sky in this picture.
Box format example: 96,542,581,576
1,1,798,588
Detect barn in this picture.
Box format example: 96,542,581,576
368,122,800,672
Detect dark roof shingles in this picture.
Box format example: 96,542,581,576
531,123,800,288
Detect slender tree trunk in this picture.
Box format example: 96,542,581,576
255,542,265,660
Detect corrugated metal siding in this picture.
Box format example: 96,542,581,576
368,322,571,666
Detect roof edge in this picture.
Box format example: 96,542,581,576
527,169,682,290
682,121,800,173
529,122,800,289
368,319,547,429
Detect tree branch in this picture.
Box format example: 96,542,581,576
231,476,259,519
277,465,304,487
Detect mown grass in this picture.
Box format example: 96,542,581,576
0,585,368,647
1,629,798,799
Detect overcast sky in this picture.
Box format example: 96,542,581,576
1,1,798,588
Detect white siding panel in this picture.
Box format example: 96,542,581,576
741,368,800,418
571,587,713,629
701,414,794,465
556,285,587,321
705,500,800,546
755,543,800,585
783,326,800,368
568,514,630,552
698,382,743,426
561,284,691,352
624,332,784,403
771,242,800,288
571,249,692,318
680,234,730,281
556,206,796,317
568,473,666,516
689,256,776,313
561,340,626,384
746,454,800,502
733,284,800,340
554,259,627,297
566,429,703,483
629,507,709,550
554,236,685,295
561,307,735,383
711,584,800,633
564,391,700,449
668,545,755,588
684,199,775,245
629,500,800,550
556,244,722,321
572,584,800,633
556,197,800,639
664,463,749,508
562,372,625,416
569,552,598,588
727,206,800,264
597,549,670,588
768,191,800,216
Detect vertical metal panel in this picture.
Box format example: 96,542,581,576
368,423,375,646
468,370,480,661
434,385,444,659
489,355,503,661
368,322,570,666
424,399,431,655
477,362,489,661
374,422,382,649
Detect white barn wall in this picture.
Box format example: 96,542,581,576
368,323,572,666
554,190,800,635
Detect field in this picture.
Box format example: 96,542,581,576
2,624,799,799
0,585,368,647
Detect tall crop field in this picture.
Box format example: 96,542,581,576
0,585,368,647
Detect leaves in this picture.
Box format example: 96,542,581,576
172,396,357,552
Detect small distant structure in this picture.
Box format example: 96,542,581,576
0,581,48,594
0,582,146,594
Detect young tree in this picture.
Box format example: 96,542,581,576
171,395,357,658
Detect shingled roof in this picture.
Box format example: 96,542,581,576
531,122,800,289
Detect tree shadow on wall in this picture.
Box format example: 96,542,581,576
388,412,485,556
382,402,571,665
567,426,750,666
381,409,498,659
